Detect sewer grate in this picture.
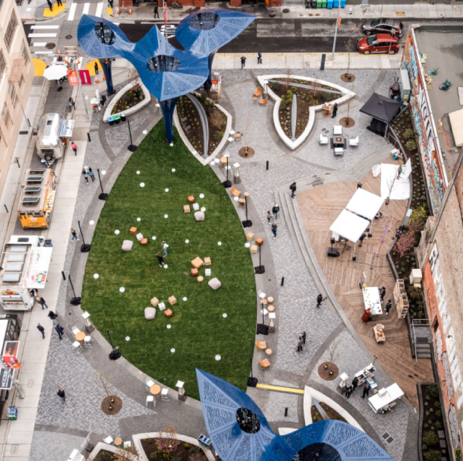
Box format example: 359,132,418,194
66,35,73,40
45,42,55,49
382,433,394,444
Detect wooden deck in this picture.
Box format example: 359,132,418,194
298,161,433,409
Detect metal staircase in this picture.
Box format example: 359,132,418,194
411,319,432,361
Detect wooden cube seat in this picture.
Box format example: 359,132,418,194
168,296,177,306
191,268,199,277
255,237,264,246
259,359,271,370
187,196,195,204
246,232,255,241
141,238,148,246
204,257,211,266
184,205,191,213
250,245,258,254
130,227,137,235
164,309,173,318
191,257,204,268
256,340,267,350
150,297,159,307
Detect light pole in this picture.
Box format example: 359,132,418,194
222,156,231,188
97,169,108,200
242,192,252,228
121,113,137,152
69,274,81,305
77,220,91,253
107,331,121,360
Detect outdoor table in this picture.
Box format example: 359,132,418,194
362,287,382,315
265,349,272,355
267,296,274,304
150,384,161,400
114,438,123,446
75,331,86,343
332,136,345,148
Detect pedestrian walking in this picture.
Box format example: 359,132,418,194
271,223,277,239
156,252,164,268
71,142,78,156
352,376,359,390
257,51,262,64
70,228,79,241
296,338,303,352
240,56,246,69
37,323,45,339
266,211,272,224
358,233,367,247
47,0,53,10
48,311,58,325
57,387,67,402
94,61,99,75
153,5,159,18
272,204,280,220
385,299,392,315
55,324,64,340
88,167,96,182
56,0,62,7
331,102,338,118
29,288,38,298
82,169,89,185
68,97,75,109
345,385,353,398
36,296,48,310
161,241,169,256
362,382,370,399
290,182,297,198
301,331,306,345
379,287,387,303
108,0,113,7
316,294,327,307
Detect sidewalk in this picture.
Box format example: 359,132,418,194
107,1,463,22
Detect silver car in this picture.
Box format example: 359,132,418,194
361,18,403,37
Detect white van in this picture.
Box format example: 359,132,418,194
36,113,73,166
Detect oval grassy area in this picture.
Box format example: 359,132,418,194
82,122,256,399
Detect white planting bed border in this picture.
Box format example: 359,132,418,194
103,79,152,123
132,432,216,461
257,75,356,151
174,94,232,166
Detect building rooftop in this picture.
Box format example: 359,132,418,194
414,25,463,173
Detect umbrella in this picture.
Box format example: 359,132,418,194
43,65,68,81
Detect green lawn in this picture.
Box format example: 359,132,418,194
82,122,256,399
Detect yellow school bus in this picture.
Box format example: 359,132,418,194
18,169,56,229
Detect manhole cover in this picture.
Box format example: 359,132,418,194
340,73,356,83
318,362,339,381
239,147,255,158
65,35,73,40
45,42,55,49
338,117,355,128
282,8,289,13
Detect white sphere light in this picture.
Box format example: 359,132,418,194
171,168,176,173
234,197,239,202
152,236,156,240
140,182,145,187
137,217,141,222
164,264,168,269
223,313,227,318
215,355,221,361
167,325,171,329
218,241,222,246
114,230,120,235
93,274,99,279
183,297,187,302
89,220,95,225
143,130,147,135
171,348,175,353
245,243,250,248
136,170,141,174
101,170,107,176
199,193,205,199
201,207,206,212
185,239,189,244
164,214,168,219
119,287,125,293
165,188,169,192
125,336,130,341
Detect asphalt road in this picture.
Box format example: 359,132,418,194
119,17,462,53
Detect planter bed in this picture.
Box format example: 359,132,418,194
311,402,347,424
270,79,341,139
177,93,227,157
112,84,145,115
418,383,451,461
141,438,208,461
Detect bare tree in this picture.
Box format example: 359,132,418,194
327,338,340,363
344,36,354,81
285,68,292,92
95,372,115,410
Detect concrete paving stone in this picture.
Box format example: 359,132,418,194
30,430,86,462
5,431,33,446
4,444,32,458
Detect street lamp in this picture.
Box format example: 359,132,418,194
97,169,108,200
77,220,91,253
242,192,252,228
222,155,231,188
120,113,137,152
254,237,265,274
69,274,81,306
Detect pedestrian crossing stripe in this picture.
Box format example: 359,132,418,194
82,3,90,15
31,25,60,29
28,33,58,38
95,2,104,17
256,384,304,394
67,2,77,21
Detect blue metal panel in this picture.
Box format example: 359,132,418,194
196,370,393,462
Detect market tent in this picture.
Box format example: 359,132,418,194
329,209,371,244
449,108,463,147
360,93,402,136
346,188,384,221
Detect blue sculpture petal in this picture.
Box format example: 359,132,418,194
196,369,393,461
175,9,255,57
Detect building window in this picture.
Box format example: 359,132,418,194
4,12,18,52
0,51,5,79
20,41,30,66
2,103,12,129
18,75,24,88
8,83,17,109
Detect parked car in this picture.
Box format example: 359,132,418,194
361,18,403,37
357,34,400,55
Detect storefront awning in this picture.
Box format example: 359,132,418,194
330,210,371,243
345,188,384,221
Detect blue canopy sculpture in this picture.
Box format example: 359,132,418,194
175,9,255,86
77,11,253,144
196,369,393,461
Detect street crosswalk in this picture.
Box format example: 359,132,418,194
67,2,105,20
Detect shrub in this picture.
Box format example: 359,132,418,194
456,447,462,461
424,450,442,461
406,139,417,151
271,82,280,92
322,92,331,102
435,421,442,430
423,431,439,446
291,86,297,92
409,206,428,233
403,128,415,140
286,89,292,96
212,131,222,141
207,106,214,116
435,410,442,418
427,386,439,399
393,229,415,257
280,100,287,111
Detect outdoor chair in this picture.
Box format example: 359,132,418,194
334,147,344,156
256,340,267,350
146,395,155,407
231,186,241,197
259,359,271,370
259,96,268,106
84,335,92,348
333,125,343,136
72,341,83,353
146,379,155,391
161,388,169,402
319,133,329,145
253,87,263,98
103,436,114,445
71,326,80,335
349,136,359,147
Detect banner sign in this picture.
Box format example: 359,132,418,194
79,69,92,85
67,70,79,86
3,341,21,369
0,368,13,390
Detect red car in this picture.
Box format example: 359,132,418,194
357,34,400,55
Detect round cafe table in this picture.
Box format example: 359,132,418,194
114,438,122,446
75,331,85,343
265,349,272,355
150,384,161,400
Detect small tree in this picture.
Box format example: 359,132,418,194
409,206,428,234
327,338,339,363
393,229,415,257
114,445,141,461
344,36,354,80
285,68,292,92
156,426,180,458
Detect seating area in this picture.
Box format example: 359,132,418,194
318,126,360,156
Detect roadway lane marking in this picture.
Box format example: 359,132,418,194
95,2,104,17
67,3,77,21
82,3,90,15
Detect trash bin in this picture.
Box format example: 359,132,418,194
321,0,327,7
327,0,333,8
316,0,322,7
7,406,17,421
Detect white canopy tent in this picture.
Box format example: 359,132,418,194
330,210,371,260
345,188,384,221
